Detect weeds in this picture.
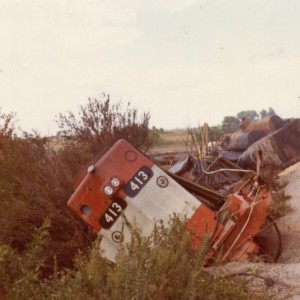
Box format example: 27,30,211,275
262,167,292,219
0,219,50,299
0,216,263,299
56,94,154,155
0,98,154,278
269,190,292,220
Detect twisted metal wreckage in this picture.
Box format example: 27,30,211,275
67,116,300,264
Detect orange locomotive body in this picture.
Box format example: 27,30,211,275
68,139,272,262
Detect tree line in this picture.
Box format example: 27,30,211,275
208,107,277,141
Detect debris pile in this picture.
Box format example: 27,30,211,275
220,115,300,169
163,116,300,195
237,119,300,170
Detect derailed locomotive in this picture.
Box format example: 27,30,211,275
67,139,272,263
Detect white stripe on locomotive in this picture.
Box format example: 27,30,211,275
99,165,202,261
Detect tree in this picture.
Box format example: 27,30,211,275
267,107,276,116
236,110,259,122
260,107,276,119
208,125,223,142
221,116,240,134
260,109,267,119
0,111,94,276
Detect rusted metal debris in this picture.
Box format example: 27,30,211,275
168,154,248,195
151,149,248,195
238,118,300,170
219,116,300,171
164,115,300,194
220,115,284,152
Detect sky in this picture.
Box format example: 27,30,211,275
0,0,300,135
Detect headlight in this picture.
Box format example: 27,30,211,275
104,185,114,196
87,165,95,173
111,177,121,187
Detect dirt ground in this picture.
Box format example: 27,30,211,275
213,163,300,299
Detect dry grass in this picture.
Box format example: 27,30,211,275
261,169,292,220
160,133,188,142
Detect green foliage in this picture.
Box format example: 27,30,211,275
269,190,292,219
260,168,292,219
107,217,205,300
209,125,224,141
0,219,50,299
0,113,96,277
149,127,163,146
221,116,240,134
0,98,154,278
236,110,259,122
236,108,276,122
260,107,276,119
267,176,292,220
151,126,165,133
0,216,262,299
221,107,278,136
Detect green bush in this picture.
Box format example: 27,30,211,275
0,98,154,278
0,219,50,299
261,168,292,220
0,216,265,300
0,130,94,275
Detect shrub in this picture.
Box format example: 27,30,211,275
0,97,154,277
0,219,50,299
56,94,154,158
261,168,292,220
0,115,94,276
0,216,265,300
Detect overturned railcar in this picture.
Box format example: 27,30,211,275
221,115,284,152
238,119,300,170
